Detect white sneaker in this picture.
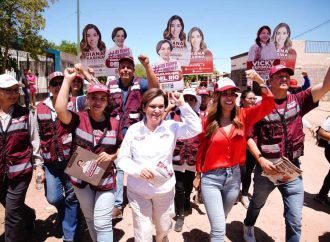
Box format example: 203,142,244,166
240,195,250,209
243,225,256,242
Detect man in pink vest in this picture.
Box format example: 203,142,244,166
107,54,159,219
243,65,330,242
36,72,79,242
0,74,44,242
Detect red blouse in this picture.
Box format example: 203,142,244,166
196,89,275,173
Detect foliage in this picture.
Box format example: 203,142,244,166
0,0,51,73
134,64,147,78
48,40,78,55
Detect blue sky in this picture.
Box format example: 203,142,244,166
41,0,330,72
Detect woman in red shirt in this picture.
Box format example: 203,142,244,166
193,71,274,241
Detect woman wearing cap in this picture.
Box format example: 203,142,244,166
247,26,278,62
0,74,44,241
165,88,201,232
36,71,80,242
55,68,121,242
117,88,202,242
193,71,274,241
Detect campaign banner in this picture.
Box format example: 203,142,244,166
79,24,109,77
153,60,184,92
182,50,213,75
182,27,213,75
247,26,281,86
104,47,132,76
271,23,297,69
104,27,133,77
163,15,191,66
247,59,280,84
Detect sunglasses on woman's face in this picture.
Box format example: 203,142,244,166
49,81,63,87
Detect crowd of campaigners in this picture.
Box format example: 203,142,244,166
0,53,330,242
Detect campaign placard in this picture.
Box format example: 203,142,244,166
79,24,108,77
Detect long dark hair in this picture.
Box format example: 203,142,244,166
163,15,187,48
80,24,106,58
205,92,243,139
255,25,271,47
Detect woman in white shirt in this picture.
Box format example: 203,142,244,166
117,88,202,242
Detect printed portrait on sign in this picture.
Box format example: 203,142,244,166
79,24,108,77
104,27,133,78
182,27,213,75
271,23,297,69
163,15,191,66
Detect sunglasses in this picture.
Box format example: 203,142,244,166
0,87,19,94
49,81,63,87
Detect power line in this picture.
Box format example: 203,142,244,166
292,19,330,39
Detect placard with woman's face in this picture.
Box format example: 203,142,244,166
163,15,191,67
152,39,184,91
182,27,214,75
79,24,108,77
271,23,297,69
104,27,133,78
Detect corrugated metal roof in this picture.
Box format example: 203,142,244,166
305,41,330,53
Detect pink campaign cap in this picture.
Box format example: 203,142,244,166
214,77,240,92
269,64,294,77
87,84,110,95
48,71,64,82
118,56,135,66
197,87,210,96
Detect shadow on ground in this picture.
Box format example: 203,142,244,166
304,191,330,213
226,221,275,242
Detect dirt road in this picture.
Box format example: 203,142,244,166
1,103,329,242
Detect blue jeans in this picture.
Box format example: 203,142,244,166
244,167,304,242
114,167,124,208
44,166,79,241
74,185,115,242
201,165,241,242
22,87,30,108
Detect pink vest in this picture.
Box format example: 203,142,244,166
71,112,120,191
107,78,143,133
171,110,200,166
254,94,305,162
36,102,73,166
0,105,32,179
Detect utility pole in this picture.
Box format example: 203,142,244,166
77,0,80,54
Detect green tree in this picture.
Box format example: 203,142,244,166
134,64,147,78
0,0,52,73
52,40,78,55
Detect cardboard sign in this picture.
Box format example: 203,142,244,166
65,146,110,186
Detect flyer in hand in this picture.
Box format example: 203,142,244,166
65,146,110,186
149,161,174,187
261,156,302,185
